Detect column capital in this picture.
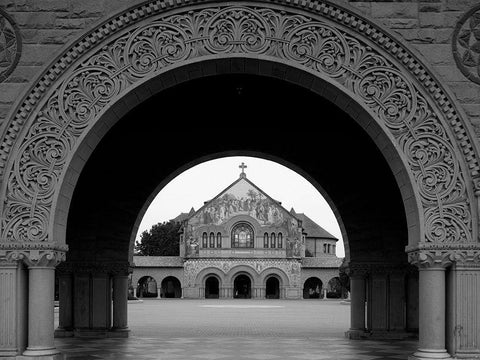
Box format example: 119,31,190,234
451,249,480,268
346,263,370,278
0,243,68,268
408,250,454,269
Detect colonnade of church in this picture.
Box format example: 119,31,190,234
55,262,131,339
346,263,419,340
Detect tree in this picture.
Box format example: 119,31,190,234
135,221,181,256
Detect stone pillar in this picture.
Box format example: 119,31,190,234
91,273,111,332
345,268,367,339
20,250,65,359
408,251,452,360
55,270,73,337
111,274,129,337
0,259,27,357
446,251,480,358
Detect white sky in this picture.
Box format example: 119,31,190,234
136,156,345,257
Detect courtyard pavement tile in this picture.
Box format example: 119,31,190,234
55,299,417,359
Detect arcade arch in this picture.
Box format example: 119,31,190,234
0,1,479,359
160,276,182,298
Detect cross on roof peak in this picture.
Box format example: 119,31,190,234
239,162,247,178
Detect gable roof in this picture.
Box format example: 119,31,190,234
187,175,301,224
296,213,337,240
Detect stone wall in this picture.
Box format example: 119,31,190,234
0,0,479,139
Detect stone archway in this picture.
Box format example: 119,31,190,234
0,1,479,359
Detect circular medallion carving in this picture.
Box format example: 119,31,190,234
453,4,480,84
0,8,21,83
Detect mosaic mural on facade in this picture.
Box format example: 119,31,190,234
189,178,296,228
183,178,303,257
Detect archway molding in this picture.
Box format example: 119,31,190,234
0,0,478,269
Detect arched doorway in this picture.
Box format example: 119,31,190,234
265,277,280,299
161,276,182,298
1,1,478,358
205,276,220,299
234,274,251,299
303,277,322,299
137,276,158,298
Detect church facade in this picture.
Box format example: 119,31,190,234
132,167,342,300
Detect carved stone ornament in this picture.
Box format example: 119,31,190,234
0,1,478,248
1,244,67,267
184,258,301,287
408,250,455,269
0,8,21,83
453,4,480,85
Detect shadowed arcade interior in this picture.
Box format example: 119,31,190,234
63,72,414,337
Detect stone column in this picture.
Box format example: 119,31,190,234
111,274,129,337
408,251,452,360
55,269,73,337
0,258,27,357
21,250,65,359
446,251,480,358
345,265,367,339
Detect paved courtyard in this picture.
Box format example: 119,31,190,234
55,299,418,359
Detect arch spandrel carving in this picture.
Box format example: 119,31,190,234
0,1,478,255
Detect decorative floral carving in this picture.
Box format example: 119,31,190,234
0,2,475,248
408,250,455,269
453,4,480,84
0,8,21,83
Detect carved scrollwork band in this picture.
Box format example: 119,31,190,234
0,2,476,249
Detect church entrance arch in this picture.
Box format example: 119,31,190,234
303,277,322,299
265,276,280,299
1,1,480,359
205,276,220,299
234,274,252,299
160,276,182,298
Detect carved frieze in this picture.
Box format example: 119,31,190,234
0,2,477,250
0,8,21,83
184,258,301,287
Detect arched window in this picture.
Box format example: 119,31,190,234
278,233,283,248
231,222,254,248
202,232,208,248
264,233,269,248
328,244,331,253
209,232,215,248
270,232,276,248
216,232,222,248
333,245,336,254
323,243,327,253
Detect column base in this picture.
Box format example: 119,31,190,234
108,328,130,338
454,349,480,359
17,355,64,360
54,328,73,338
345,329,367,339
20,347,63,359
408,349,452,359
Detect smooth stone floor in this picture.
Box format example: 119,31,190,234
55,299,418,359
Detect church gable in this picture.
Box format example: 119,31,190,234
188,177,299,230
